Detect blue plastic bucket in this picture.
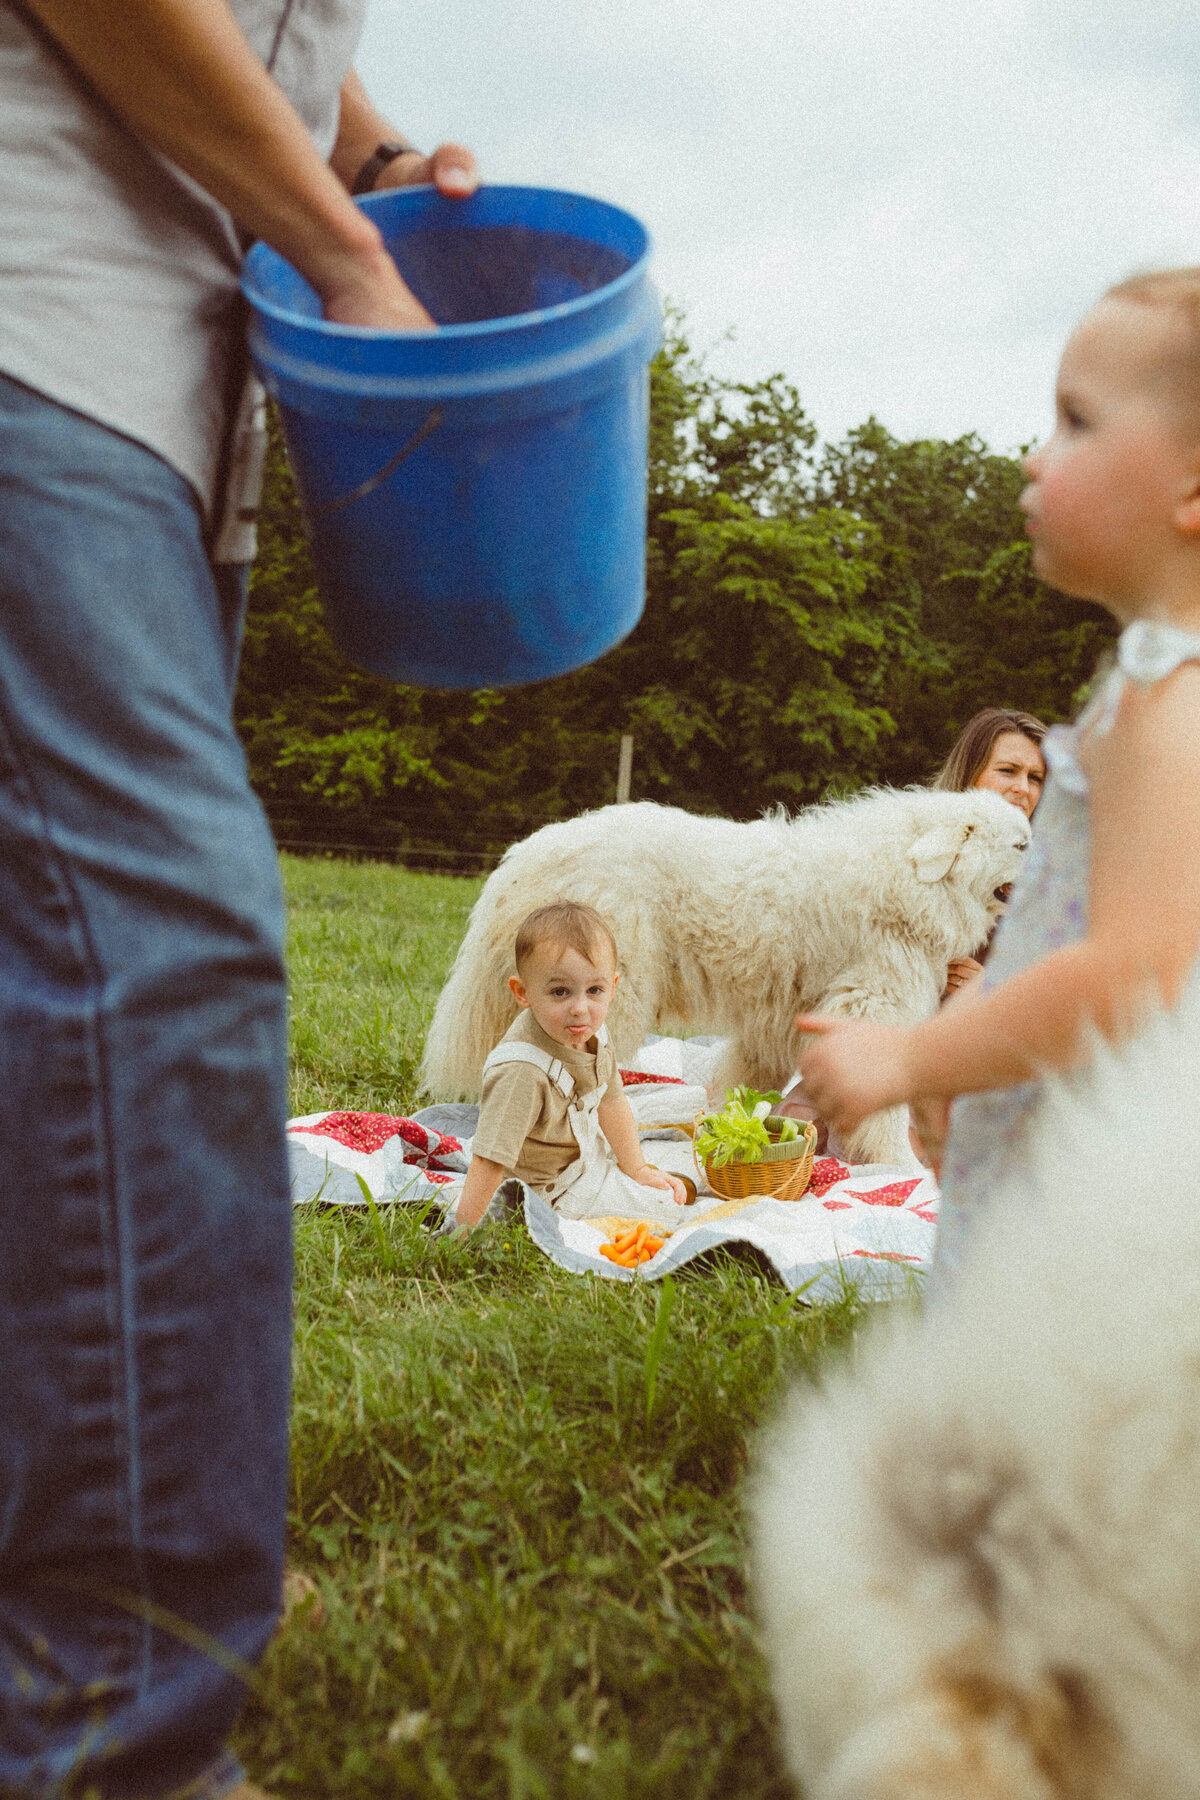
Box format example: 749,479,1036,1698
241,185,661,688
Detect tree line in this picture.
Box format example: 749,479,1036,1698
235,312,1114,869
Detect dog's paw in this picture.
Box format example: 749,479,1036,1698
819,1693,1065,1800
843,1103,914,1168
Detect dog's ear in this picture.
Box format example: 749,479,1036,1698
909,820,973,883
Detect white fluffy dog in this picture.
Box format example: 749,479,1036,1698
750,989,1200,1800
419,788,1028,1163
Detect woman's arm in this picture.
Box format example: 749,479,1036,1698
943,956,984,997
800,663,1200,1135
18,0,449,327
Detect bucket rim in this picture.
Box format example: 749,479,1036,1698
240,183,653,342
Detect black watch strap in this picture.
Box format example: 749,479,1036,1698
351,141,424,197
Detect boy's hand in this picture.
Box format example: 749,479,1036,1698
454,1152,506,1230
633,1164,688,1205
795,1014,915,1140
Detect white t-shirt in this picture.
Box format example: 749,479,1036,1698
0,0,365,544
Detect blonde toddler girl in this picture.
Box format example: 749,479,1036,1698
799,268,1200,1282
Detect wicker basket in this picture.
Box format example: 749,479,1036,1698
692,1114,817,1202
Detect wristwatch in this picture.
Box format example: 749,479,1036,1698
351,141,424,197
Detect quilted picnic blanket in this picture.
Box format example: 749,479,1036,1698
288,1039,938,1300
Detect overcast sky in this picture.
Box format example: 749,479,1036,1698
357,0,1200,456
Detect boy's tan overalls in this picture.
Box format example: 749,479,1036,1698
481,1029,689,1230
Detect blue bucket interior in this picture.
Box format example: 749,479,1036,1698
395,225,630,322
249,187,645,329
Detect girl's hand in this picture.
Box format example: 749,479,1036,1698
909,1094,952,1176
634,1165,688,1205
795,1015,915,1139
944,957,984,998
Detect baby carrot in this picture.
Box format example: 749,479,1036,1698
600,1225,666,1269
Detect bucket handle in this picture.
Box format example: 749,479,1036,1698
309,406,443,518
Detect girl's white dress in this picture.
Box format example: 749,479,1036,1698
933,619,1200,1283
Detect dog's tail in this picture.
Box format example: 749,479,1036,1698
418,884,517,1100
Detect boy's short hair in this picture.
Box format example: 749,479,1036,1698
514,903,617,974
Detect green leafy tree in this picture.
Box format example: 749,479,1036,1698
235,313,1114,857
237,319,889,849
621,318,901,809
630,495,892,809
236,414,445,850
815,419,1114,781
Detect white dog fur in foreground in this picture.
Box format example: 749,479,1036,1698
751,988,1200,1800
420,788,1028,1163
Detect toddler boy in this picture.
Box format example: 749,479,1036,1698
453,902,689,1230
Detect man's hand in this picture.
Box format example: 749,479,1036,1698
795,1014,915,1141
319,242,435,329
321,133,480,323
373,142,479,199
326,75,481,324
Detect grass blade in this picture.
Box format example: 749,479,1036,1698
356,1172,395,1271
644,1272,676,1424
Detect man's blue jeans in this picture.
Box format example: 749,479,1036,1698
0,374,291,1798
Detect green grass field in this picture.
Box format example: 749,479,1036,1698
238,856,865,1799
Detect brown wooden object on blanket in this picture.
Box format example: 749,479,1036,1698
692,1116,817,1203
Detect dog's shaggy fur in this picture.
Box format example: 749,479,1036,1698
419,788,1028,1163
750,989,1200,1799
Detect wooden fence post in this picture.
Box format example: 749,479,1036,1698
616,734,634,805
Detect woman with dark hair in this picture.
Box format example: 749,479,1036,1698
934,707,1048,820
936,708,1048,994
781,706,1050,1152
